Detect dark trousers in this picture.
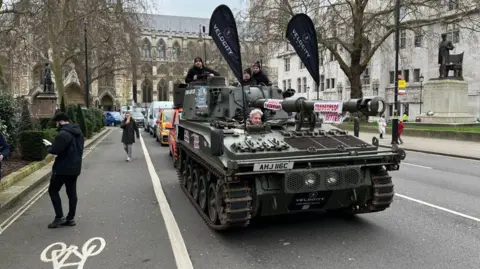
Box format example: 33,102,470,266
48,174,78,220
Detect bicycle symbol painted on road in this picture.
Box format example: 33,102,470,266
40,237,106,269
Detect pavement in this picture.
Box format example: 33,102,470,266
357,132,480,160
0,128,479,269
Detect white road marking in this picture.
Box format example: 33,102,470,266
395,193,480,223
40,237,106,269
0,129,112,234
402,163,432,169
139,135,194,269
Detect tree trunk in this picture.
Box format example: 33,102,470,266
51,55,64,102
349,72,363,99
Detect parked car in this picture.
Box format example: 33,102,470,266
168,108,182,165
155,109,173,145
104,111,122,126
145,101,174,137
130,111,145,128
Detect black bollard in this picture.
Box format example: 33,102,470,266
353,116,360,137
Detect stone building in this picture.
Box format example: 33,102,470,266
274,2,480,121
3,13,265,112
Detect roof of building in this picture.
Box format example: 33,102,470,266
138,13,210,35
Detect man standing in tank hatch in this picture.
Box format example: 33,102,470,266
185,57,220,83
251,61,271,85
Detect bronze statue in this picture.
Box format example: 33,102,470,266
42,63,54,92
438,33,454,78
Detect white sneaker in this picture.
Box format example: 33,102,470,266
126,157,131,162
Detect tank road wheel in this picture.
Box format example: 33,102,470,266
216,184,228,225
186,164,194,193
198,172,209,211
207,182,219,224
183,159,192,188
191,168,200,201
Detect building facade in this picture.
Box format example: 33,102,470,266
275,4,480,121
6,13,267,112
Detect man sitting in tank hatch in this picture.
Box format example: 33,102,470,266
248,109,263,125
251,61,271,85
184,57,220,83
242,68,257,86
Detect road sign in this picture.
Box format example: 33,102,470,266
398,79,406,88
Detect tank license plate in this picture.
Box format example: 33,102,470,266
288,191,332,211
253,161,294,171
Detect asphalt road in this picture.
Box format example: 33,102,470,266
0,129,479,269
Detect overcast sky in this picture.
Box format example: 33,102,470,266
155,0,247,18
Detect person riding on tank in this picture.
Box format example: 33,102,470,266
251,61,271,85
185,57,220,83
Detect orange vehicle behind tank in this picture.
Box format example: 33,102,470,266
168,107,182,165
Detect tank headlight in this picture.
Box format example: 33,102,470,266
326,173,338,185
304,173,316,186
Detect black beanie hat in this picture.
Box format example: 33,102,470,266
52,112,69,122
194,57,203,63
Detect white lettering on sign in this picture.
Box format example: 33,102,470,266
193,134,199,149
291,29,311,59
313,101,343,113
184,130,190,143
263,99,283,110
40,237,106,269
253,161,294,171
319,112,344,124
213,24,234,55
185,89,196,95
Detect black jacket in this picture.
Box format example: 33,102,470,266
0,134,9,158
47,124,84,176
242,78,257,86
252,70,271,85
185,66,220,83
120,119,140,144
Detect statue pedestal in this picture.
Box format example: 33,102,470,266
34,92,58,118
417,79,475,123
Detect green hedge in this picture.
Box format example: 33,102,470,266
39,117,56,129
19,129,58,161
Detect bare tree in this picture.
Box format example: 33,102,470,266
246,0,480,98
0,0,152,101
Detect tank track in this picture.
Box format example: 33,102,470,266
354,169,395,214
176,143,253,231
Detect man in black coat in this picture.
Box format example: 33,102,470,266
120,111,140,162
42,112,84,228
185,57,220,83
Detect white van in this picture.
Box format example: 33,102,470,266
145,101,174,136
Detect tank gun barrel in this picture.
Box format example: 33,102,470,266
251,96,386,116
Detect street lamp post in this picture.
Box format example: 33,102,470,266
419,74,424,114
392,0,401,145
84,18,89,108
259,53,264,69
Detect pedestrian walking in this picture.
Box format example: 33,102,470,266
377,115,386,139
42,112,84,228
0,133,10,182
398,120,404,144
120,111,140,162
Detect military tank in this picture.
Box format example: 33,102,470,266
173,76,406,231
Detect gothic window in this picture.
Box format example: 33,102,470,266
141,38,151,58
172,41,181,60
156,39,166,60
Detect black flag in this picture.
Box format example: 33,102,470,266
209,4,243,84
285,14,320,88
